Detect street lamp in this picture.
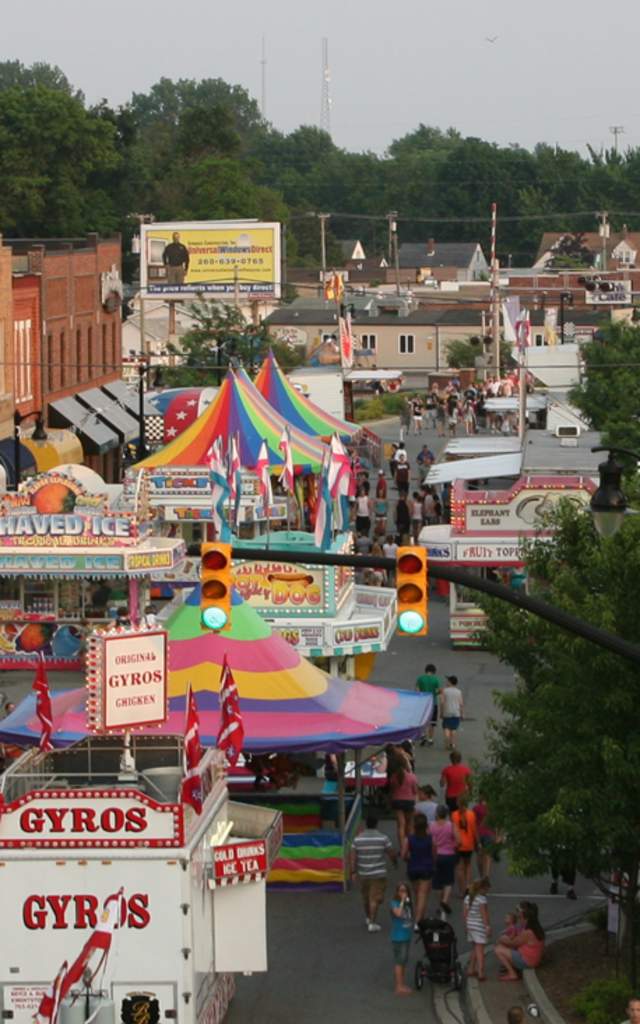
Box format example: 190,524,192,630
590,447,634,538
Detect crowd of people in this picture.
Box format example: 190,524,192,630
402,374,526,439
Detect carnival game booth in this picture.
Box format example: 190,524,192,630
1,589,430,891
132,369,327,538
419,475,596,647
0,471,185,669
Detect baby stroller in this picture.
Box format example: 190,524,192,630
414,917,462,991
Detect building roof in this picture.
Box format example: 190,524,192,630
264,307,441,328
535,231,640,266
398,242,483,269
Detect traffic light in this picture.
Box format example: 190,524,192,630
396,546,428,636
200,542,232,631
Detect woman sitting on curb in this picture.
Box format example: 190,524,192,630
494,904,545,981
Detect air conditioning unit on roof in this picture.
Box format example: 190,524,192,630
554,425,580,439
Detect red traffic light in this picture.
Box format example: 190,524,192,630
397,552,424,575
202,548,229,571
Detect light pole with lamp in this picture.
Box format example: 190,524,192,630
13,411,47,491
589,446,635,538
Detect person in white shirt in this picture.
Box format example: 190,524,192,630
440,675,464,750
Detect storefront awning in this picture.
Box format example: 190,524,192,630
48,396,119,455
76,388,139,443
425,451,522,485
0,438,36,487
102,378,156,417
22,429,83,472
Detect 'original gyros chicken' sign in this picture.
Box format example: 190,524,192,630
86,628,168,733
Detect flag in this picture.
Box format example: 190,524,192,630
328,434,354,530
227,434,241,503
314,452,333,550
216,655,244,768
502,297,521,344
278,426,294,494
180,682,203,814
339,311,354,369
516,308,532,350
324,271,344,303
33,652,53,753
255,439,273,513
37,890,126,1024
207,441,231,542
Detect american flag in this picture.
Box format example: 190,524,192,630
180,682,203,814
33,652,53,752
216,655,244,768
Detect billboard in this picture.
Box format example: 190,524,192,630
140,220,281,300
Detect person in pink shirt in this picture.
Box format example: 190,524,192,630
429,804,459,915
494,905,545,980
388,757,418,850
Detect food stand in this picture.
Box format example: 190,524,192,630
420,475,596,647
0,471,185,669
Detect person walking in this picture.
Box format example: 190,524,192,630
410,491,424,543
464,877,491,981
415,783,439,823
440,750,471,813
452,796,478,896
440,675,464,749
411,396,424,435
402,812,434,925
395,443,410,492
389,882,414,995
351,814,398,932
395,494,411,544
388,755,418,851
436,397,446,438
430,804,457,916
415,662,441,745
355,487,373,536
473,795,498,878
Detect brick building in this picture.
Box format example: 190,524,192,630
8,234,136,482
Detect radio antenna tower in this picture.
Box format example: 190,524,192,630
609,124,624,154
320,37,332,137
260,35,267,118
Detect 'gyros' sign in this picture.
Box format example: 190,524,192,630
86,629,168,733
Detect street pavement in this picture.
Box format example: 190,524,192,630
227,412,599,1023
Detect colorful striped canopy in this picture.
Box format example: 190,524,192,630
253,352,358,441
133,370,326,474
0,590,430,753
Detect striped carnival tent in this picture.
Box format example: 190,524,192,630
132,369,326,474
252,352,358,441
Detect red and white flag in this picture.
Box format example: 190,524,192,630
180,682,203,814
255,439,273,511
216,655,244,768
278,426,294,494
37,889,126,1024
227,434,241,502
33,652,53,752
339,312,354,369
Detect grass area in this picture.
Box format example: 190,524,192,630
353,393,408,422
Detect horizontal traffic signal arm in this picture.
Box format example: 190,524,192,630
185,544,640,668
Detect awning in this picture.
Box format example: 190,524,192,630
444,437,522,457
484,396,547,412
22,429,83,472
76,388,139,443
0,438,37,487
345,369,403,381
48,396,119,455
425,451,522,485
102,378,156,417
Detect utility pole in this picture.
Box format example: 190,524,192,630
318,213,329,284
320,38,332,137
388,212,401,295
609,125,624,154
597,210,610,272
490,202,500,375
260,36,267,118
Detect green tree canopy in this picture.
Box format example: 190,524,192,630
479,502,640,982
571,320,640,454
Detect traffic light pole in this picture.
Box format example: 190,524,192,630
215,544,640,668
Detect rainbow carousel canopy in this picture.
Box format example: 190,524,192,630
0,590,430,753
134,370,326,474
253,352,358,441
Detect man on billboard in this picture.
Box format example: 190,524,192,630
162,232,190,286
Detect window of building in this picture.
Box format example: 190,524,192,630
617,248,636,265
535,333,544,346
102,323,107,372
398,334,415,355
47,333,55,391
76,328,82,381
111,322,117,368
360,333,377,351
87,326,93,380
14,319,33,403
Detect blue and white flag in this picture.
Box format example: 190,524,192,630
314,452,333,550
207,441,231,542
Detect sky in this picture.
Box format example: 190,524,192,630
4,0,640,155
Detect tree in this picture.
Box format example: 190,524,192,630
571,320,640,454
446,337,482,369
164,301,301,387
0,60,81,98
547,231,594,268
0,86,120,236
478,502,640,984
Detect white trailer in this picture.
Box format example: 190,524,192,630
0,740,281,1024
